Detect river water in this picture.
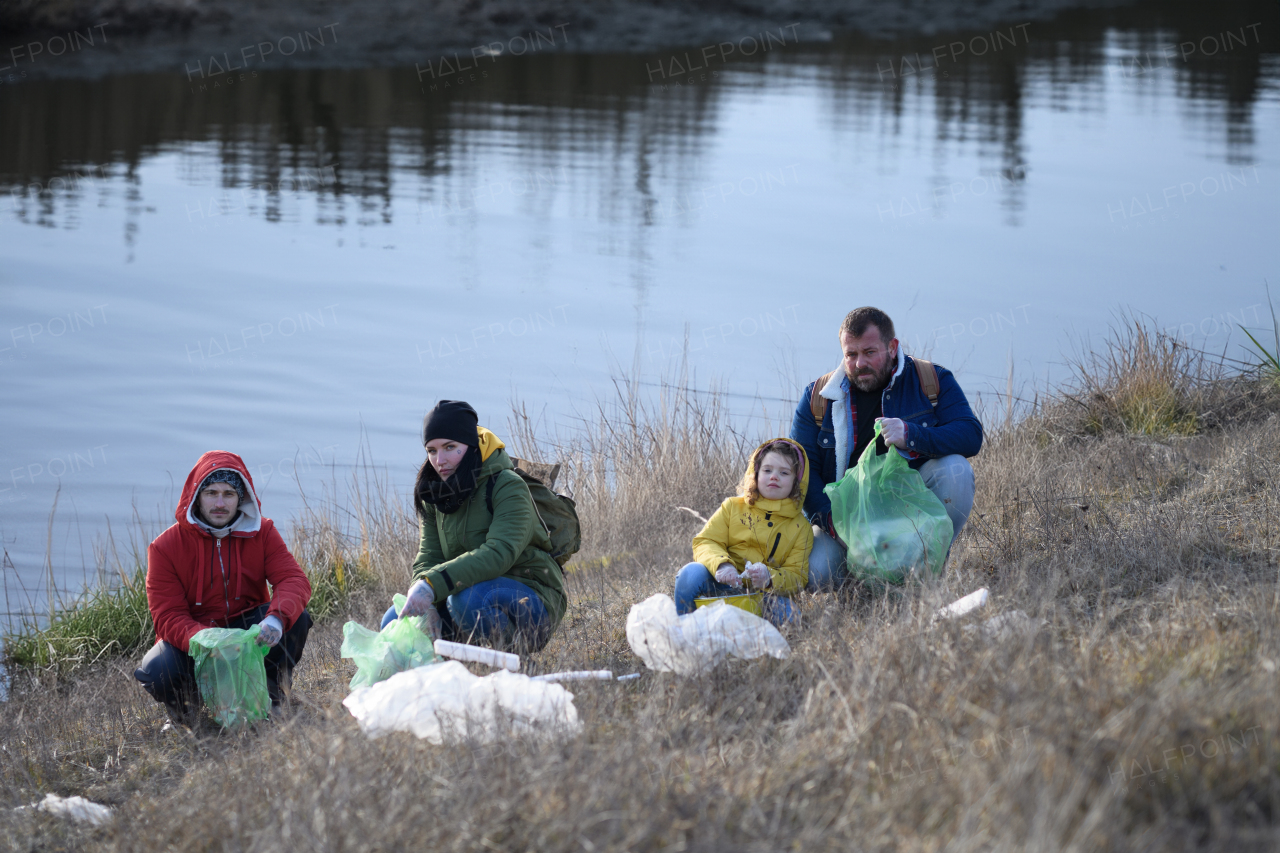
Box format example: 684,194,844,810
2,3,1277,620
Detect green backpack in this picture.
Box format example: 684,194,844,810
486,458,582,568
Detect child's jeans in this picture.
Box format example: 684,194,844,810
673,562,797,626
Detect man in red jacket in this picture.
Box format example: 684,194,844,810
134,451,313,724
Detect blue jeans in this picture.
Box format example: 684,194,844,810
808,454,975,591
673,562,796,627
381,577,553,652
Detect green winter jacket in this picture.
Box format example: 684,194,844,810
412,427,567,627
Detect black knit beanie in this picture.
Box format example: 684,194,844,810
422,400,479,446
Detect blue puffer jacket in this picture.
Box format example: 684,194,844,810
790,349,983,522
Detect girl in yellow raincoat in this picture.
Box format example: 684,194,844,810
673,438,813,626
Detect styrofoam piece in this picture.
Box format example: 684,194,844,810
934,588,989,620
531,670,614,682
433,639,520,672
343,660,580,744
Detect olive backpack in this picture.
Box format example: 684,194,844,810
485,457,582,568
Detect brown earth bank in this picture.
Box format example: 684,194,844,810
0,0,1145,78
2,325,1279,851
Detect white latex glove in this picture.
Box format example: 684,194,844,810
743,561,772,590
255,615,283,647
399,579,434,618
714,563,744,588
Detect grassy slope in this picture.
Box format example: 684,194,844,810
2,332,1279,852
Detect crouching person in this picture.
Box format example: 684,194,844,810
384,400,567,653
674,438,813,627
134,451,313,724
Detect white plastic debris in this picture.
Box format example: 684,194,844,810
342,660,580,744
616,673,641,682
934,588,989,621
433,639,520,672
625,593,790,676
964,610,1044,641
22,794,113,827
532,670,614,682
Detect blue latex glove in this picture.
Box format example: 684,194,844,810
399,579,435,618
256,614,283,646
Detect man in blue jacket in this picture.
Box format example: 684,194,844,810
791,307,983,590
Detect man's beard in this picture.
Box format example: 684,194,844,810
849,357,895,393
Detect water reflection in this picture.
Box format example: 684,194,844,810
2,1,1274,231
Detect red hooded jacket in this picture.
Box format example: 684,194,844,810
146,451,312,653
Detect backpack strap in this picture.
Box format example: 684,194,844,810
912,357,940,407
485,475,496,516
809,370,836,426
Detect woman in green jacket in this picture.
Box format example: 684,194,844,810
384,400,567,652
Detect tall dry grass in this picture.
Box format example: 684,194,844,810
1,319,1279,852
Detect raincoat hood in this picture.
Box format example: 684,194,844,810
176,450,262,537
477,426,504,463
148,450,310,652
743,437,810,518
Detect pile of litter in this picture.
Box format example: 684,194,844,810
933,587,1044,640
626,593,790,676
343,660,581,744
16,794,112,827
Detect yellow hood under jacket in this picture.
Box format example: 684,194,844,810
692,437,814,596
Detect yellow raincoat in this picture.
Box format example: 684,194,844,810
692,438,813,596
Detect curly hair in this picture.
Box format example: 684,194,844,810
740,440,804,506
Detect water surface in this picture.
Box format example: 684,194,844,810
2,2,1278,617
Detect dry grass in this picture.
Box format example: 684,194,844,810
2,328,1279,852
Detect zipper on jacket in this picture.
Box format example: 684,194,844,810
767,533,782,562
216,539,231,619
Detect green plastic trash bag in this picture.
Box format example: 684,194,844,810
824,422,954,589
340,593,440,690
188,624,271,728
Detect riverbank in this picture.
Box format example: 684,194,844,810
0,0,1138,78
2,321,1278,851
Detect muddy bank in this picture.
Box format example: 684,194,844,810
0,0,1133,78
